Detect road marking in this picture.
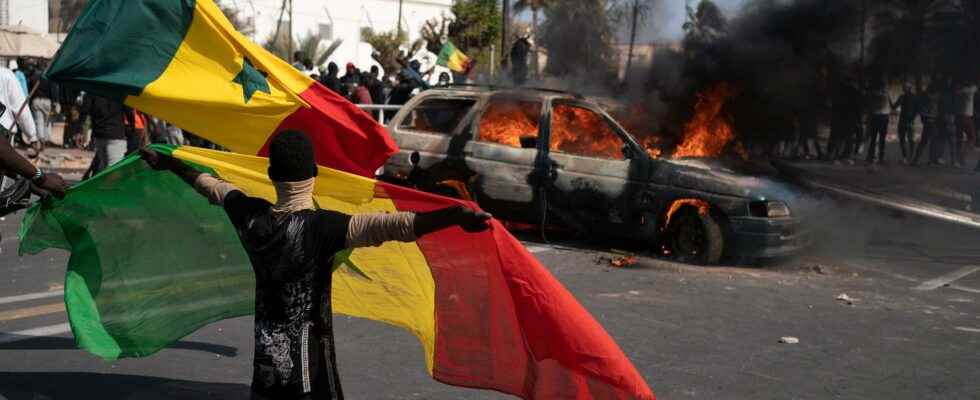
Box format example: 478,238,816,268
0,290,63,306
0,323,71,345
954,327,980,334
0,266,248,307
526,245,551,253
913,266,980,291
949,285,980,294
0,302,64,322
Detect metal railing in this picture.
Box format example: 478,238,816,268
355,104,403,125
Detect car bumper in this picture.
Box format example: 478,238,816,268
728,216,810,259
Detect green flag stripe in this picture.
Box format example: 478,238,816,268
44,0,197,101
19,146,255,360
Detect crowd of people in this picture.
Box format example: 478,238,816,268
783,75,978,172
290,50,452,112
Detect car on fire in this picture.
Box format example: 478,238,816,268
379,85,809,264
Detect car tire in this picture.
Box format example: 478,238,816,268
665,207,724,265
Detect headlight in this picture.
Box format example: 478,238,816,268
749,201,791,218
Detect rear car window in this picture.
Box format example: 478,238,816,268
478,100,543,149
399,98,476,135
550,102,625,160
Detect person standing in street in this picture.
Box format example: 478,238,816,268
953,79,977,167
865,80,891,164
912,81,941,166
891,83,919,164
0,66,38,152
319,63,342,96
30,72,55,147
509,33,531,86
81,94,127,175
9,59,28,97
140,130,490,400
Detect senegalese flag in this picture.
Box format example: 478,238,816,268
44,0,395,177
20,145,655,400
437,40,473,73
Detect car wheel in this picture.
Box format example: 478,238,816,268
666,207,724,265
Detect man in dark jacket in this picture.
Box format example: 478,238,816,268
140,130,490,400
81,94,127,175
318,63,342,96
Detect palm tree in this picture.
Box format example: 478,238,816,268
513,0,551,77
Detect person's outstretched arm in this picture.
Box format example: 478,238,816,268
0,137,67,198
346,206,491,248
141,148,238,205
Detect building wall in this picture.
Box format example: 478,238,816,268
7,0,48,32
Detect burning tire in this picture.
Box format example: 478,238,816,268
665,206,724,265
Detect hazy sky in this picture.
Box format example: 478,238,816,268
646,0,747,41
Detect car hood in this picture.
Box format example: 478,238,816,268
659,157,808,206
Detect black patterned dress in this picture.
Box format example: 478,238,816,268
223,190,351,400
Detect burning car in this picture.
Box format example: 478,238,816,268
380,85,808,264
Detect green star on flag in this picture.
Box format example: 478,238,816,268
233,57,270,103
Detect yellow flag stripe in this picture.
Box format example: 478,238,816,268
127,0,316,157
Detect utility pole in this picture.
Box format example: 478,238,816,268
502,0,510,64
625,0,640,81
397,0,404,38
288,0,294,62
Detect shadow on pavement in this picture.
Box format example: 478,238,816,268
0,371,249,400
0,336,239,357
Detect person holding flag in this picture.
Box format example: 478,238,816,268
436,37,474,81
141,130,490,399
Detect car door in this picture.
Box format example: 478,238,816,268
543,100,647,227
465,95,548,219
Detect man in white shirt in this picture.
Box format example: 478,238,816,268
953,80,977,167
0,67,38,150
865,81,891,164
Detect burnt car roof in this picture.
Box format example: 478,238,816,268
425,84,584,100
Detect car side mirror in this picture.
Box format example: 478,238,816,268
621,144,634,159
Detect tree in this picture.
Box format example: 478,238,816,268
540,0,618,79
362,28,407,73
216,1,254,37
52,0,88,35
513,0,553,77
419,0,500,74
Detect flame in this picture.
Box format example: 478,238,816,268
479,102,540,148
550,104,624,160
664,198,710,229
673,83,738,158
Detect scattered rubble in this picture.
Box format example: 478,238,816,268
836,293,858,306
610,256,637,268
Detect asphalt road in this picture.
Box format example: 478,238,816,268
1,200,979,399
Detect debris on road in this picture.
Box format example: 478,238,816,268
611,255,638,268
779,336,799,344
836,293,858,305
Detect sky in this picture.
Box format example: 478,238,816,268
643,0,747,41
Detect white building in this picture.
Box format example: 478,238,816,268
226,0,454,72
3,0,49,32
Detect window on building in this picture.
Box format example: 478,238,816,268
478,99,543,149
550,102,625,160
399,98,476,135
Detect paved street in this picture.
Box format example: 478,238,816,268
1,198,979,399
